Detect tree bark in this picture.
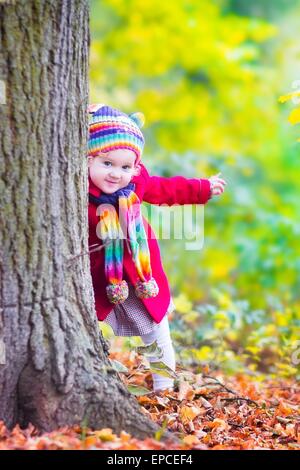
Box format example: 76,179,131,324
0,0,165,440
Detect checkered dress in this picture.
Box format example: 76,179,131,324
104,282,175,336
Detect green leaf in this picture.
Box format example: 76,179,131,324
149,361,177,379
127,384,151,396
154,418,168,441
136,340,163,359
109,359,128,374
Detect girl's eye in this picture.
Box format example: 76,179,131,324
102,160,131,170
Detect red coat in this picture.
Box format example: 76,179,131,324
88,163,211,323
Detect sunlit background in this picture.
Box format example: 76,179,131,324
90,0,300,378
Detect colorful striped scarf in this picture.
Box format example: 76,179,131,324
89,182,159,305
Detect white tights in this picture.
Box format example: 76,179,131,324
140,314,176,392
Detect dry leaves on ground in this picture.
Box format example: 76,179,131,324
0,350,299,450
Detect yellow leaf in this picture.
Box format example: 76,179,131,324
180,405,201,425
94,428,115,441
264,324,277,336
195,346,213,361
173,293,192,314
245,345,260,355
288,108,300,125
278,91,300,103
227,331,238,341
274,311,288,327
183,310,199,323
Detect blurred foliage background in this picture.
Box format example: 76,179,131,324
90,0,300,378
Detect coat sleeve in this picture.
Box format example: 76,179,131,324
138,163,212,205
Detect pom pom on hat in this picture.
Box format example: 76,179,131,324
129,112,145,128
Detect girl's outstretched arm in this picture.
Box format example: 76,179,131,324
136,163,212,206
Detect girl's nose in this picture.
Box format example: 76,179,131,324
109,168,121,179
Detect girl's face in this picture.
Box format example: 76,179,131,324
88,149,139,194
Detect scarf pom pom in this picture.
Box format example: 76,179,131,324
106,280,129,304
135,277,159,299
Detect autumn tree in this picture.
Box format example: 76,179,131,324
0,0,163,439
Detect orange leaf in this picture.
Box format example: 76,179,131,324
180,405,201,425
183,434,200,446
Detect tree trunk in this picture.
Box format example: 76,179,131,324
0,0,163,440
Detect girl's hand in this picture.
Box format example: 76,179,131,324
208,172,227,197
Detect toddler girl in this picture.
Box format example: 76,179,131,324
87,104,226,392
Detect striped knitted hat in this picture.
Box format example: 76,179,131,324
88,104,145,163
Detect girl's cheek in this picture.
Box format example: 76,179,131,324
90,166,104,183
